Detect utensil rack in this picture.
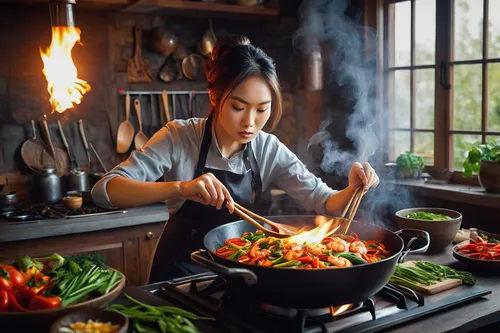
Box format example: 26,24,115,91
118,89,208,96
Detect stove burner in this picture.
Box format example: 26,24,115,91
260,302,363,318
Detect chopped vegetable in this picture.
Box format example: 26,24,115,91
455,236,500,260
407,212,452,221
215,231,390,269
58,319,121,333
107,294,213,333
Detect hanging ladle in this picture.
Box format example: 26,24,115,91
233,202,299,238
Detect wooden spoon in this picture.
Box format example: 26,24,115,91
116,93,135,153
133,99,149,150
233,203,299,238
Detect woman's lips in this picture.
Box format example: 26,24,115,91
238,132,253,139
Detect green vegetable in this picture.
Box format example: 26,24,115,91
479,233,500,243
390,261,475,289
333,252,367,265
107,293,213,333
407,212,452,221
396,151,424,171
14,255,44,272
274,260,299,268
463,140,500,178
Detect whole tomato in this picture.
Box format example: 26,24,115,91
0,289,8,312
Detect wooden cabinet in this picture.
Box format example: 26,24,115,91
0,222,165,286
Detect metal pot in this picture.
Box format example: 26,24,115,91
34,168,61,204
302,49,323,91
68,169,90,192
0,192,17,212
191,216,428,308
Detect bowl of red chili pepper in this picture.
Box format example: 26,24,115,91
453,231,500,271
0,253,125,331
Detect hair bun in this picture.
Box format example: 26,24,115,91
211,35,251,61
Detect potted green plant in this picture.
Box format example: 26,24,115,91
463,141,500,193
396,151,424,179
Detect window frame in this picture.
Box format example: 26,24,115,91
380,0,500,185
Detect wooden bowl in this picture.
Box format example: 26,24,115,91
62,196,83,210
50,307,128,333
1,268,125,331
395,208,462,251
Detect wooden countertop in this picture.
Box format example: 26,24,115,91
0,203,169,243
386,246,500,333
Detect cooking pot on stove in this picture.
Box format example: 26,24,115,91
34,168,61,204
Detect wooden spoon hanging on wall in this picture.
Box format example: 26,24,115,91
40,118,69,177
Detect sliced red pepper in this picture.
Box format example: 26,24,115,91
249,239,265,258
284,250,295,261
248,255,265,265
321,237,335,244
238,255,251,264
312,257,319,269
29,295,61,310
350,232,359,242
225,238,249,247
217,250,237,258
257,259,273,267
0,289,8,312
360,253,371,262
297,256,313,263
318,261,326,268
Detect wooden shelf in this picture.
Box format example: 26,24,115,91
121,0,280,16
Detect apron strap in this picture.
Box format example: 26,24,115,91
194,116,213,177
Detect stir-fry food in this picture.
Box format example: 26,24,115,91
455,235,500,260
215,230,390,268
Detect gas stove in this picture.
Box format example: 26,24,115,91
137,272,491,333
0,203,126,223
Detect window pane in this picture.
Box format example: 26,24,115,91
393,131,411,159
488,63,500,131
453,64,482,131
488,0,500,59
415,0,436,65
394,1,411,67
452,134,482,170
454,0,483,61
391,70,411,128
485,136,500,144
414,132,434,166
415,69,435,129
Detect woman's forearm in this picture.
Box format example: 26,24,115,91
325,185,357,216
106,176,181,208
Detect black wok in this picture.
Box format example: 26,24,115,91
191,215,405,308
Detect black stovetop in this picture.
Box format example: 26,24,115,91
127,272,491,333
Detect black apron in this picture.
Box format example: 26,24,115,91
149,115,270,283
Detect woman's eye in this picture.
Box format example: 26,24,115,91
232,105,244,111
257,108,269,113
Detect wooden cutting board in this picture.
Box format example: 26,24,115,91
396,261,463,295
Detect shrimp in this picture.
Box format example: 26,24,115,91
327,256,352,267
349,241,367,254
306,243,327,256
325,237,349,253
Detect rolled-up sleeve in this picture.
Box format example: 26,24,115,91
256,134,337,216
91,123,180,208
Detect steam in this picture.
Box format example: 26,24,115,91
294,0,414,225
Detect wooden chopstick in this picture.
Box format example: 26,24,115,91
340,188,360,219
234,202,276,226
344,187,364,233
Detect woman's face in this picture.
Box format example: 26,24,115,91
218,76,272,144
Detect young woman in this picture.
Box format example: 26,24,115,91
91,35,379,282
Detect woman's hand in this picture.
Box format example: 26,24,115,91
348,162,379,193
179,173,235,212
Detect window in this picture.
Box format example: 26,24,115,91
383,0,500,174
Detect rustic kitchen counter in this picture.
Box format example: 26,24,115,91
0,203,169,243
387,247,500,333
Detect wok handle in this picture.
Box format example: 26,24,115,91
394,229,430,263
190,249,258,286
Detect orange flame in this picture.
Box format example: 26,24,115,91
287,219,341,245
40,26,91,113
331,304,353,316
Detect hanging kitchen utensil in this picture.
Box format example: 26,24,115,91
78,119,92,171
198,19,216,57
158,56,182,83
57,120,79,170
150,27,178,57
188,91,194,117
90,143,108,173
172,93,177,120
133,99,149,150
128,24,153,83
21,120,46,172
182,54,205,81
40,118,69,177
116,92,135,154
161,90,171,123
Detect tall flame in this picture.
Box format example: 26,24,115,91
40,26,91,113
287,219,341,245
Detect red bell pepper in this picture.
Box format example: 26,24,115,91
248,255,265,265
312,257,320,269
0,267,24,288
225,238,250,248
0,276,12,291
297,256,313,263
13,284,43,308
29,295,61,310
0,289,8,312
249,239,265,258
238,255,251,264
7,289,27,312
257,259,273,267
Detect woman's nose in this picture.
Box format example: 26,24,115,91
241,110,255,127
